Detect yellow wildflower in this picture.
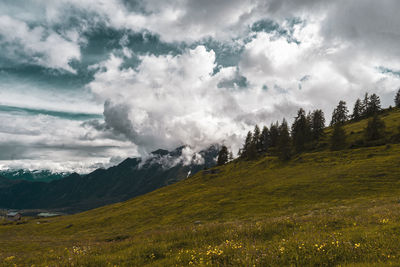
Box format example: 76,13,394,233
5,256,15,261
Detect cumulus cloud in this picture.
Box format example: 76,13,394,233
0,15,81,72
2,0,400,171
89,46,244,153
87,5,400,156
88,45,308,155
240,15,400,112
39,0,254,42
0,0,323,43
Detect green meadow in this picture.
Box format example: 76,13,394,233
1,109,400,266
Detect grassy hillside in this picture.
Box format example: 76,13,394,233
1,109,400,266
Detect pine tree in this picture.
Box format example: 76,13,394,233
269,122,279,147
330,100,349,126
311,109,325,140
366,93,381,116
306,111,313,128
241,131,257,160
260,126,270,152
352,98,363,120
241,131,253,159
247,142,258,160
217,145,229,166
277,119,291,160
330,123,346,150
395,88,400,108
252,125,262,153
361,92,369,116
291,108,311,153
365,114,386,141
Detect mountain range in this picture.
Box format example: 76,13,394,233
0,169,69,183
0,145,218,213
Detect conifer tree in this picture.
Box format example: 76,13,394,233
361,92,369,116
352,98,363,120
291,108,311,153
269,122,279,147
247,142,258,160
330,100,349,126
252,125,261,152
330,123,346,150
217,145,229,166
241,131,257,160
365,114,386,141
260,126,270,152
395,88,400,108
277,119,291,160
366,93,381,116
241,131,252,158
311,109,325,140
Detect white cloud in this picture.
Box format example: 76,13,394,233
89,46,244,153
2,0,400,171
144,146,205,169
45,0,256,42
88,10,400,157
0,112,138,173
0,86,102,115
240,18,400,115
0,15,81,72
89,45,306,155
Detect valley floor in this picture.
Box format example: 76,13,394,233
2,198,400,266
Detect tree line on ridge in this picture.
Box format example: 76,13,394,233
217,89,400,165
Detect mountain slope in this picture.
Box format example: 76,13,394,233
26,144,400,233
0,175,19,188
1,109,400,266
0,145,218,213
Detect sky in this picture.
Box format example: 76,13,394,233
1,0,399,173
